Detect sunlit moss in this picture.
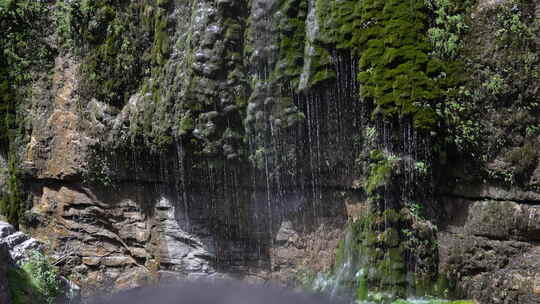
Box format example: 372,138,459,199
273,0,308,87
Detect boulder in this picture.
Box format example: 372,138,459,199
0,222,43,264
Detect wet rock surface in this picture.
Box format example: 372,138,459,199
0,221,42,264
17,23,354,297
5,0,539,302
22,179,351,297
439,197,540,303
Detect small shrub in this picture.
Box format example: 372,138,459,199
365,150,399,195
12,252,63,304
7,266,34,304
505,140,538,179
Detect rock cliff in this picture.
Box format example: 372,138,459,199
0,0,539,303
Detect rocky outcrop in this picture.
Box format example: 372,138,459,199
268,216,346,284
22,180,351,295
24,56,92,181
23,184,156,296
0,221,41,264
439,197,540,303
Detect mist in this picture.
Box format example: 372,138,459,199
86,280,344,304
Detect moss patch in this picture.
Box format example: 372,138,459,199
66,0,168,107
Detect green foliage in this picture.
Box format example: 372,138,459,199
0,0,54,147
494,0,537,49
0,155,24,228
7,266,35,304
8,252,62,304
0,80,17,149
426,0,474,59
63,0,169,107
0,0,52,228
415,161,429,175
356,272,368,301
21,252,63,304
365,150,399,194
0,0,54,82
406,201,425,219
442,0,539,184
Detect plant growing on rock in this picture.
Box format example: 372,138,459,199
365,150,400,195
22,252,63,304
8,252,63,304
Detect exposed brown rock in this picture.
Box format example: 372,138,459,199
25,56,92,181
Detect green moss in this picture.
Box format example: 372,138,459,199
382,209,402,223
273,0,308,86
356,0,442,128
0,80,17,152
365,150,396,194
375,247,407,291
381,228,400,247
68,0,170,107
151,10,170,65
0,1,55,228
334,239,346,270
315,0,362,48
179,113,195,136
356,273,368,301
313,0,462,129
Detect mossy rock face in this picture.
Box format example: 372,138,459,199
354,0,454,130
0,0,55,227
365,151,396,195
382,209,402,223
72,1,156,107
381,228,401,248
0,157,24,228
